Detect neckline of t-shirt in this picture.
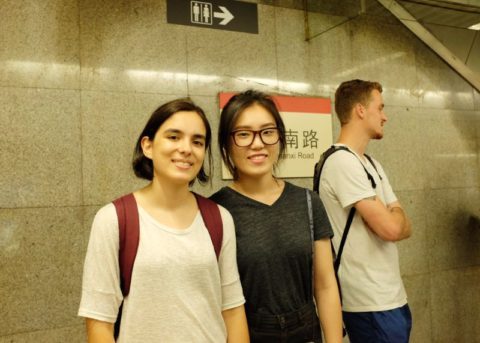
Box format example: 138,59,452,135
137,205,201,235
224,182,290,208
333,143,371,167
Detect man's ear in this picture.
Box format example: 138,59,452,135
141,136,153,160
354,103,365,119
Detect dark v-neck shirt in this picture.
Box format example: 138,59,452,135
210,182,333,315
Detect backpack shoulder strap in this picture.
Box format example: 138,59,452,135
305,189,315,299
313,145,350,193
364,153,383,181
194,193,223,260
112,193,139,297
334,207,356,274
314,145,379,192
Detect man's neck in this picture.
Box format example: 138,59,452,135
337,126,370,156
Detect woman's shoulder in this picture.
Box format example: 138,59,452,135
92,201,122,229
209,186,238,207
94,202,117,221
283,181,310,196
210,186,229,200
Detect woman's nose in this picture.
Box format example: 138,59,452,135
250,132,264,148
178,139,192,154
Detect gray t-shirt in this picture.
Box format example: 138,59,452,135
210,182,333,315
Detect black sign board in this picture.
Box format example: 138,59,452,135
167,0,258,34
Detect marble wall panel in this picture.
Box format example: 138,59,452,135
275,7,350,97
305,14,354,99
0,207,85,337
413,39,475,111
422,109,479,190
371,106,478,191
186,5,277,96
0,88,82,208
274,7,310,95
348,18,420,108
0,0,80,89
367,106,428,192
396,190,429,276
474,88,480,111
79,0,188,94
426,188,480,272
430,267,480,342
402,273,432,343
0,324,85,343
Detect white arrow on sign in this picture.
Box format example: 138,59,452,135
214,6,234,25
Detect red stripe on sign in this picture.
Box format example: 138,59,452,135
219,92,236,108
274,95,331,113
219,92,331,114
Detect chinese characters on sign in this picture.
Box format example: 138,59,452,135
219,93,333,178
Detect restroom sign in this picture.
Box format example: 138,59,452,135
219,93,333,179
167,0,258,34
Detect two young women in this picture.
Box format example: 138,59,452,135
79,91,342,342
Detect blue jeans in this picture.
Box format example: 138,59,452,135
343,304,412,343
247,303,322,343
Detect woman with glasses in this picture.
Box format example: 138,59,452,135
211,90,343,342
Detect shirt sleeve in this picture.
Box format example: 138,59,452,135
323,150,376,209
217,206,246,311
310,190,334,241
78,204,123,322
371,158,398,205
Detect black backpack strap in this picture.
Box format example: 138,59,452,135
194,193,223,260
364,153,382,181
314,145,378,192
313,145,348,193
333,207,356,275
306,189,315,300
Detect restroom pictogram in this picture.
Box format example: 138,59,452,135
191,1,213,25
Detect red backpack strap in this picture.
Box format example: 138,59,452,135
194,193,223,260
112,193,140,297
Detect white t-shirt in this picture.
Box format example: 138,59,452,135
319,145,407,312
78,202,245,342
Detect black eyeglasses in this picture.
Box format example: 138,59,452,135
231,127,280,147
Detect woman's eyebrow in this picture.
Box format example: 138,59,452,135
233,123,276,130
163,128,206,140
163,128,181,134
